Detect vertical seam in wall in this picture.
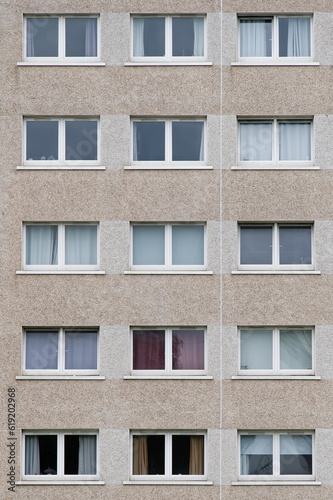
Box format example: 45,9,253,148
219,0,223,499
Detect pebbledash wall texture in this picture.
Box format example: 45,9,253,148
1,0,333,499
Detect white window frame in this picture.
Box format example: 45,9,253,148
24,117,100,167
22,430,99,481
131,327,207,375
238,223,314,271
131,15,207,62
130,431,207,480
130,223,207,271
24,15,100,62
238,431,315,481
23,222,100,271
238,15,313,63
22,327,100,376
238,327,314,375
131,118,206,167
238,119,313,168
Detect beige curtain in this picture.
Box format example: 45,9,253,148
189,436,204,475
133,436,148,475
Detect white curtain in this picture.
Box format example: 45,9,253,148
199,123,204,161
26,226,58,265
65,331,97,369
85,19,97,56
240,123,272,161
78,436,96,474
193,18,204,56
241,435,272,475
133,19,145,56
279,123,311,161
280,435,312,455
133,122,139,160
26,19,35,57
286,18,310,57
26,331,58,370
65,225,97,265
241,329,273,370
280,330,312,369
240,20,270,57
25,436,40,475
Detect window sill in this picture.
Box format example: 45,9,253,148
232,481,321,486
124,271,213,275
124,62,212,67
124,165,213,170
232,271,320,275
17,480,105,485
123,480,213,485
16,375,105,380
231,61,319,66
17,271,105,275
232,375,320,380
124,375,213,380
231,166,319,170
17,62,106,67
17,166,106,170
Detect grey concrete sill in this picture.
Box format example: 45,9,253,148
124,165,213,170
231,166,319,170
17,62,105,66
17,480,105,485
124,480,213,485
124,62,212,66
231,61,319,66
124,271,213,275
17,271,105,275
232,375,320,380
232,481,321,486
17,166,105,170
124,375,213,380
232,271,320,275
17,375,105,380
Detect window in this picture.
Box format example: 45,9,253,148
131,432,205,479
23,328,99,375
131,223,206,270
132,119,205,165
239,328,313,374
239,224,313,270
239,432,314,479
25,16,99,60
132,16,205,60
23,223,99,270
24,118,99,166
239,16,311,59
23,431,98,479
239,119,312,165
132,328,205,374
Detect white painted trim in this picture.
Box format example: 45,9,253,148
17,481,105,485
231,166,320,170
124,271,213,275
17,271,105,275
232,481,321,486
18,62,106,66
124,62,212,66
17,376,105,380
17,166,106,170
232,271,320,275
123,480,213,485
232,376,320,380
124,165,213,170
124,375,213,380
231,62,319,66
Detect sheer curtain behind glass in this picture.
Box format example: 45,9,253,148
280,329,312,369
26,225,58,265
241,435,273,475
279,123,311,161
85,18,97,56
65,225,97,265
133,18,145,56
78,436,96,474
25,436,40,474
193,18,204,56
65,331,97,370
282,18,311,57
240,20,271,57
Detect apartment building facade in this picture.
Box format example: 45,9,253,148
0,0,332,499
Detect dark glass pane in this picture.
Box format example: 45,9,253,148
66,18,97,57
133,122,165,161
240,226,272,265
172,122,204,161
147,436,165,474
279,18,310,57
172,18,204,56
280,454,312,475
26,18,58,57
172,435,190,474
133,330,165,370
279,226,311,265
39,435,57,475
172,330,204,370
280,435,312,475
140,18,165,56
246,454,273,475
26,331,58,370
26,121,58,161
65,121,97,161
65,435,79,474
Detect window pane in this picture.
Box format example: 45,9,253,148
172,330,204,370
26,225,58,265
26,331,58,370
240,226,272,265
65,121,98,161
172,122,204,161
241,435,273,475
240,329,273,370
65,225,97,265
65,331,98,369
26,18,58,57
133,435,165,475
279,123,311,161
133,122,165,161
66,18,97,57
172,17,204,56
239,20,272,57
240,123,272,161
280,435,312,475
172,435,204,475
279,18,311,57
172,225,204,265
133,330,165,370
65,435,96,474
133,18,165,57
26,121,58,161
279,226,311,265
133,226,165,265
280,329,312,370
25,435,57,475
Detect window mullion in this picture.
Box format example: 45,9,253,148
274,17,278,59
58,433,63,477
166,120,171,163
274,328,279,373
166,225,172,268
59,120,65,163
273,120,278,163
59,17,65,59
165,329,172,372
165,17,171,58
59,224,65,268
273,224,278,268
166,434,171,477
275,434,280,478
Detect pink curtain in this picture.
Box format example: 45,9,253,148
172,330,204,370
133,330,165,369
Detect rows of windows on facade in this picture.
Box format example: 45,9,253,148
16,12,317,484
